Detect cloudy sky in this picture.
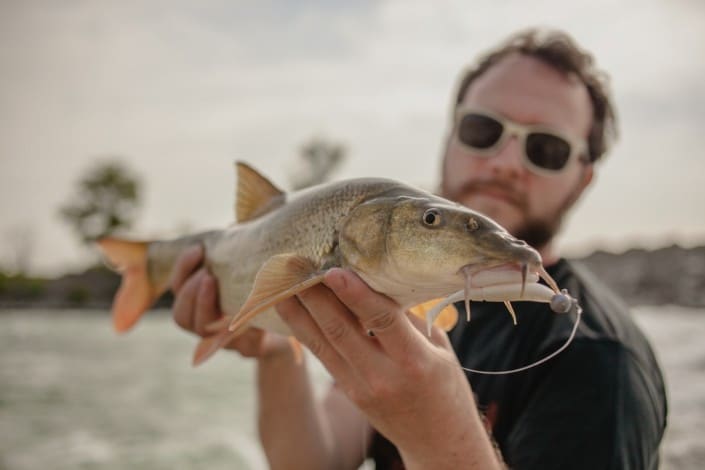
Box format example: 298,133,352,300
1,0,704,275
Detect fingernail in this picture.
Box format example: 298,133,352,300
325,268,347,290
200,273,215,296
275,297,296,320
187,244,204,257
193,267,208,283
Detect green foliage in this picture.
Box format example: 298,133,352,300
0,272,46,300
59,159,141,243
66,286,90,305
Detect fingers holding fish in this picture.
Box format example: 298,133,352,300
277,282,414,417
295,283,396,372
172,268,208,332
169,244,204,292
170,244,208,333
226,328,290,359
297,285,359,341
290,270,481,465
170,247,291,360
193,272,220,337
276,294,355,380
323,268,428,360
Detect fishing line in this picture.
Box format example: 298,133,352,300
426,290,582,375
457,303,582,375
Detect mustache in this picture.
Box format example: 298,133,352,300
450,180,528,211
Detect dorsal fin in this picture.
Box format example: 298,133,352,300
235,161,285,222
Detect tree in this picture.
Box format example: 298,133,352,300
59,159,141,243
289,137,346,190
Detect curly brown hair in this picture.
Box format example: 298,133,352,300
453,28,618,162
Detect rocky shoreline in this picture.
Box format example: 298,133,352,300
1,244,703,310
576,244,705,308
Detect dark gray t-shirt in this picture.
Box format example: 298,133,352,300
370,259,667,469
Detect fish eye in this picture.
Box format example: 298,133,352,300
466,218,479,231
422,208,442,227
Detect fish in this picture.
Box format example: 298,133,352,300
98,162,563,366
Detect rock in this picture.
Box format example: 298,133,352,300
576,244,705,307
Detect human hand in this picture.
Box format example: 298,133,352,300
170,245,290,359
276,268,499,469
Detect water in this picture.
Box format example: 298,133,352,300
0,310,275,470
0,307,702,469
633,306,705,469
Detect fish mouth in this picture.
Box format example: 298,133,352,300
461,263,536,289
423,261,562,335
459,261,560,293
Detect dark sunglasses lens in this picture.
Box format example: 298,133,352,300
458,114,503,149
526,133,571,171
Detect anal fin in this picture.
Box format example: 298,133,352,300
193,323,249,366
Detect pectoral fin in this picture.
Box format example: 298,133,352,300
228,254,325,332
409,299,459,332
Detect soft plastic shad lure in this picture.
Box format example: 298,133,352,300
427,287,581,376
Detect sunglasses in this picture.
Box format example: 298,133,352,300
454,107,589,176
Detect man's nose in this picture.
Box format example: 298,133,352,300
488,136,524,177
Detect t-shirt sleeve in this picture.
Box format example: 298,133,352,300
501,339,665,470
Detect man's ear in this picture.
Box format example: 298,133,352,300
565,163,595,212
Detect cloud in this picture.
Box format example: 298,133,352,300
1,0,704,273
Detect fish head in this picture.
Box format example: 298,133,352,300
338,191,543,307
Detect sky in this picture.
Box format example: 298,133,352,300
1,0,704,275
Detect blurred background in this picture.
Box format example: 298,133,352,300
1,1,704,469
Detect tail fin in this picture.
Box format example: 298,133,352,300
97,238,157,333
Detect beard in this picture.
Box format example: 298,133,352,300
512,216,562,250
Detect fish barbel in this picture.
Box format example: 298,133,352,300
98,162,564,365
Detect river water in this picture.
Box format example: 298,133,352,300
0,307,702,469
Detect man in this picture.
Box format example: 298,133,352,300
171,29,667,469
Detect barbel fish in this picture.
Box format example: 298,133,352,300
98,162,566,365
